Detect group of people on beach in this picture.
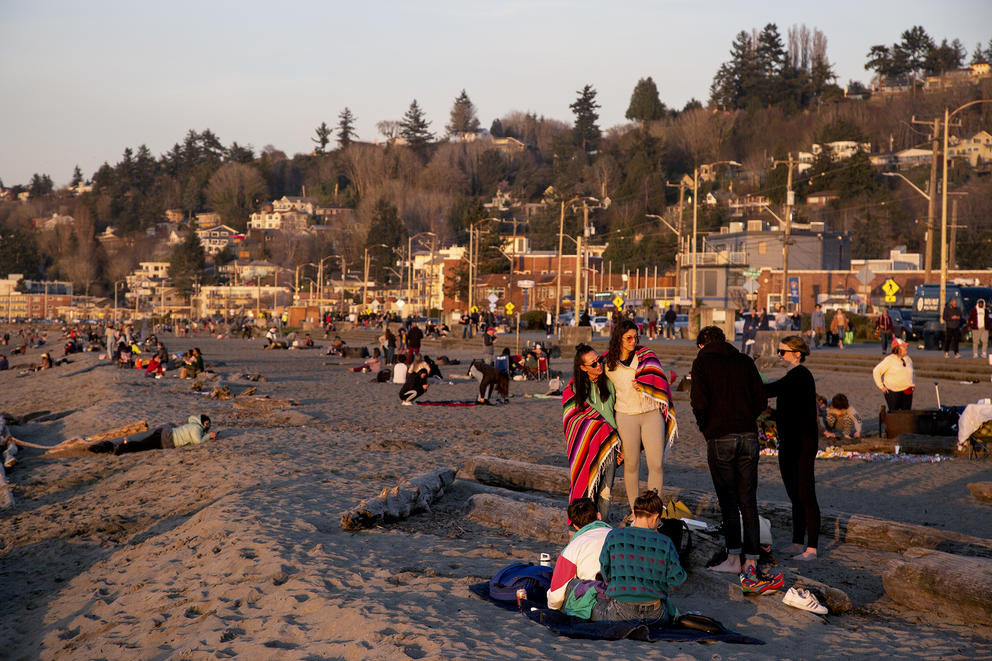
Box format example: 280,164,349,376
555,317,845,623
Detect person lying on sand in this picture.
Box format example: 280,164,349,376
88,415,216,455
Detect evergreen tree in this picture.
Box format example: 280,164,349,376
29,173,54,196
337,107,357,148
490,118,504,138
970,42,989,65
625,77,666,122
0,227,43,278
225,142,255,163
399,99,434,151
71,165,84,186
446,89,481,136
312,121,332,154
570,85,601,152
924,38,965,75
168,227,206,296
365,197,406,284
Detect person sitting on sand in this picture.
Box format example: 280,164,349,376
88,415,216,455
547,497,612,619
0,353,7,371
304,333,314,347
351,348,384,373
399,365,430,405
591,490,687,624
144,342,169,378
823,393,862,439
179,348,204,379
327,335,346,356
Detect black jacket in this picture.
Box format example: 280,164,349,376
690,341,767,441
763,365,818,444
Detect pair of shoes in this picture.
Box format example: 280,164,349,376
782,586,828,614
954,354,960,359
945,352,949,358
739,565,784,595
401,400,413,406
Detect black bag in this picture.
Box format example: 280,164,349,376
918,409,959,436
657,518,693,566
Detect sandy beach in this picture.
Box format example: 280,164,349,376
2,330,991,660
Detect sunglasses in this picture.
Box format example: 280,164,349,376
583,357,602,368
777,349,796,356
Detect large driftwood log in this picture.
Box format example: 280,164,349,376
0,460,12,509
460,455,992,557
793,575,852,614
968,481,992,502
883,548,992,625
4,437,18,468
83,421,149,442
341,468,455,531
464,493,571,546
232,396,297,410
458,455,571,494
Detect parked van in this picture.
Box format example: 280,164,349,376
911,283,992,345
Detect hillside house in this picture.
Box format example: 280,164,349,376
196,224,244,255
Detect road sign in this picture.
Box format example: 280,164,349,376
743,278,759,294
470,305,478,313
884,294,897,303
744,268,761,279
489,302,496,312
612,295,625,309
487,293,498,304
855,265,874,286
882,279,900,296
516,279,535,289
396,298,405,308
505,302,515,315
788,277,800,304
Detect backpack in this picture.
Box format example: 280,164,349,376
488,562,553,604
657,518,693,567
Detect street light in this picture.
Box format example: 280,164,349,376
882,171,932,281
468,217,502,316
646,213,681,297
687,162,740,309
554,197,599,335
363,244,393,310
408,231,437,315
940,98,992,315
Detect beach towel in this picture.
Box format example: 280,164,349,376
563,380,620,514
415,400,480,407
628,346,678,449
468,583,763,645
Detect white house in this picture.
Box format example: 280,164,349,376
248,210,309,232
196,224,243,255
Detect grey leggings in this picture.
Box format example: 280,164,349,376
615,409,664,509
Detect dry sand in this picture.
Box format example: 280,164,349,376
1,331,991,660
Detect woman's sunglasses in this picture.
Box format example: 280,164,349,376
584,357,602,368
777,349,796,356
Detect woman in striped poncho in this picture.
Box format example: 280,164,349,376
604,318,677,517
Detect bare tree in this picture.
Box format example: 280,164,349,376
206,163,268,231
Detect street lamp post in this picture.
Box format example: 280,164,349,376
687,162,741,309
646,212,681,298
882,171,932,281
467,217,502,317
362,244,392,311
408,231,437,315
554,197,598,335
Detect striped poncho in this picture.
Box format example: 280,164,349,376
563,380,620,510
627,345,678,448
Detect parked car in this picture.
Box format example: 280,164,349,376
591,316,611,333
889,308,914,340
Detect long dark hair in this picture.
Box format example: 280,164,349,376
605,317,639,371
572,343,610,409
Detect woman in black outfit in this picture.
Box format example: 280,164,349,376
763,335,820,561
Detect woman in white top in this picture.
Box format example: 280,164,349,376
873,338,914,411
604,318,665,516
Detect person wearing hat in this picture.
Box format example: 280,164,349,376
763,335,820,562
968,299,991,359
482,325,497,365
873,338,914,411
88,415,216,455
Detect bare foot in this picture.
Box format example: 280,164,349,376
782,543,804,555
793,549,818,561
709,556,742,573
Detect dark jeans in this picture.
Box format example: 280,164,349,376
879,331,892,354
113,427,174,454
591,596,669,625
706,433,760,558
778,438,821,550
884,389,913,411
741,330,756,355
943,327,960,354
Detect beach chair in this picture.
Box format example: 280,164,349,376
494,354,510,374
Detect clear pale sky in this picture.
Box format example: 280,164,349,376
1,0,989,187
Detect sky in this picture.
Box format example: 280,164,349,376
1,0,989,187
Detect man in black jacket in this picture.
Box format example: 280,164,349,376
690,326,776,590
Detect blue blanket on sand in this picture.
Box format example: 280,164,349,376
469,582,763,645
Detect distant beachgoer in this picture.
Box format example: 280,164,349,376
399,365,430,405
875,309,894,356
968,299,990,359
88,415,216,455
823,393,862,439
405,323,423,363
810,304,825,349
763,335,821,562
829,309,848,350
942,299,962,358
482,326,496,365
873,338,914,411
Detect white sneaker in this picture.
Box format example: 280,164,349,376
401,400,413,406
782,586,827,614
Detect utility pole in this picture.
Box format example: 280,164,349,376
950,198,959,269
554,201,567,334
581,201,590,312
467,223,474,314
665,178,689,299
575,234,582,316
771,153,795,309
910,116,941,280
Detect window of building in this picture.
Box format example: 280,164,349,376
703,271,718,297
758,241,767,255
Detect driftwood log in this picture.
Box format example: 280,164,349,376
883,547,992,625
464,493,571,546
968,481,992,502
460,455,992,557
841,434,964,455
232,396,297,410
0,420,15,508
792,574,852,614
341,468,455,531
458,455,570,495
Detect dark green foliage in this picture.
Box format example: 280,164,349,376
365,197,406,284
29,173,54,196
399,99,434,152
446,90,481,136
0,227,43,278
337,108,357,148
570,85,600,152
625,77,667,122
312,122,332,154
168,227,206,296
71,165,84,186
490,118,504,138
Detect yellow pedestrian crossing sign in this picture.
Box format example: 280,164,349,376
504,302,515,315
470,305,478,313
882,279,900,296
613,295,625,309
